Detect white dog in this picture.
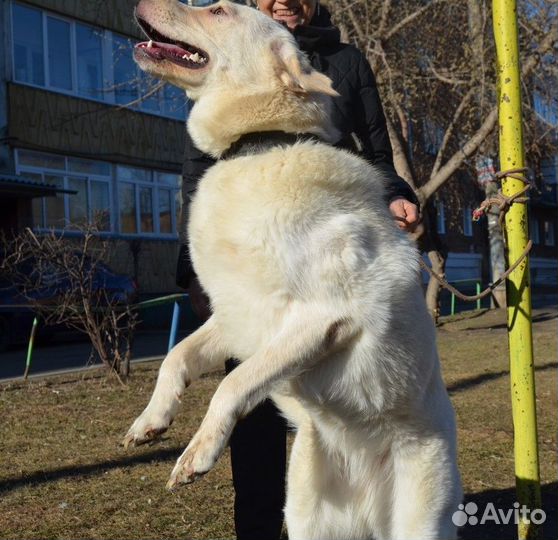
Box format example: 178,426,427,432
124,1,462,538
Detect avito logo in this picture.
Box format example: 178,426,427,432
452,502,546,527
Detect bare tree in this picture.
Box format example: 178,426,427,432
327,0,558,318
0,225,138,384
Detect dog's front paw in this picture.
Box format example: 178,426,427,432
122,408,172,449
166,429,225,489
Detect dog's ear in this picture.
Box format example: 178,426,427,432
270,39,339,97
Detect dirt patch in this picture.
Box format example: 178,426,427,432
1,308,556,539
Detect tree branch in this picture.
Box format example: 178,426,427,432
385,115,417,190
430,87,476,178
426,58,470,86
385,0,451,41
419,23,558,202
377,0,393,38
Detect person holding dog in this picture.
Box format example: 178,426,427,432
176,1,420,538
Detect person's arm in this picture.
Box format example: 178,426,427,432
353,53,393,169
352,53,420,230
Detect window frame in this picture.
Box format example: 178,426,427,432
44,12,75,92
116,165,180,238
15,150,180,239
15,150,114,234
75,20,106,101
9,0,187,121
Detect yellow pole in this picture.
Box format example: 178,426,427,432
492,1,541,539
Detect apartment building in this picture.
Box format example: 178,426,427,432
0,0,187,294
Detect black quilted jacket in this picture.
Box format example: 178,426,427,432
176,7,417,288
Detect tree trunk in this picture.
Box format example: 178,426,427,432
484,181,507,308
119,354,130,380
119,326,133,381
418,203,448,322
425,249,447,322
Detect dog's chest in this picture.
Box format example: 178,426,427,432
187,164,305,355
190,177,286,286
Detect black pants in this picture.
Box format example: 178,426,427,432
226,359,287,540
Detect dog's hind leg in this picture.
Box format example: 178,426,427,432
286,423,392,540
390,430,462,540
167,303,358,487
123,316,229,448
284,422,353,540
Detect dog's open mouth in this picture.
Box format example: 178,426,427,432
135,17,209,69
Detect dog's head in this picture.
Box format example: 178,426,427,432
134,0,339,156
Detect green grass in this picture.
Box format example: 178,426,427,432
1,307,556,539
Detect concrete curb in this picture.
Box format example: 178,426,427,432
0,355,164,384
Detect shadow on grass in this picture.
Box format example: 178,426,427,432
448,362,557,394
532,311,558,323
464,310,558,332
437,309,491,328
460,482,557,540
2,447,556,539
0,445,182,494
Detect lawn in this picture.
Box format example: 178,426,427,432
1,307,556,540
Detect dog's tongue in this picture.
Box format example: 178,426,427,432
136,40,207,66
148,40,191,58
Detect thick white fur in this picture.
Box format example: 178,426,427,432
126,2,462,538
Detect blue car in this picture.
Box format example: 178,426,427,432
0,257,138,350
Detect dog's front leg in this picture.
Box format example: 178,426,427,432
123,315,228,448
167,303,357,488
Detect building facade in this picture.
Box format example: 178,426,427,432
1,0,187,295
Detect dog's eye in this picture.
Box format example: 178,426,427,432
210,6,225,15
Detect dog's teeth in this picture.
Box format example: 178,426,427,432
190,53,200,63
147,40,153,48
182,54,188,59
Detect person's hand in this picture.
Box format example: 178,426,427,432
389,197,420,233
188,275,211,323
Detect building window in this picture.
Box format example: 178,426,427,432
47,16,73,90
12,3,44,86
10,1,187,121
16,150,113,232
543,220,555,247
76,23,104,100
116,166,180,236
463,207,473,236
113,35,140,106
15,150,180,237
436,200,446,234
119,182,137,234
530,217,540,244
